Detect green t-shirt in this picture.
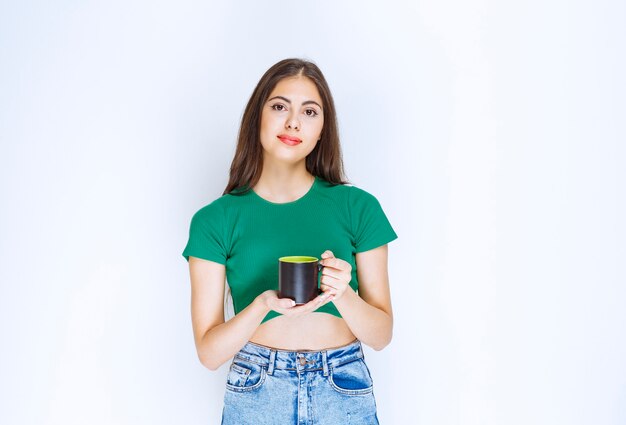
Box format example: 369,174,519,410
182,177,397,323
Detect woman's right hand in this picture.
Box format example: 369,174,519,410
258,290,332,318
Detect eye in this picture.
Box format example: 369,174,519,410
271,104,286,111
304,108,319,117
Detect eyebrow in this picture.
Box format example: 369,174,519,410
267,96,322,109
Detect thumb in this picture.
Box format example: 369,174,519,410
321,250,334,259
278,298,296,309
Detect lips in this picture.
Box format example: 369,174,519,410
277,134,302,146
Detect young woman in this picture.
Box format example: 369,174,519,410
183,58,397,424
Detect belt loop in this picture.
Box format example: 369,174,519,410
267,349,276,375
322,350,329,377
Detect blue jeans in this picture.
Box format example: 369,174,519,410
221,339,379,425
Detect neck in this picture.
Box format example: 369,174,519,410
254,163,315,203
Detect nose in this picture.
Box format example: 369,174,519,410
286,113,300,131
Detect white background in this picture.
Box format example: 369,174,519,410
1,1,624,424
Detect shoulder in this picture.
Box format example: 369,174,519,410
346,184,380,203
314,178,382,206
190,193,244,221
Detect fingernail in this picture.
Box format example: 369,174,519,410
290,300,296,307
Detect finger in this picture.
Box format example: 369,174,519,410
320,274,345,289
310,291,334,307
314,292,334,307
317,295,333,307
295,293,330,309
277,298,297,309
315,291,333,302
319,286,337,297
278,303,311,316
320,282,339,293
264,291,295,308
321,250,335,259
321,266,348,280
320,257,350,272
283,294,329,316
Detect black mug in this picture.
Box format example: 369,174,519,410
278,256,322,305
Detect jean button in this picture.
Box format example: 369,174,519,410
299,357,306,366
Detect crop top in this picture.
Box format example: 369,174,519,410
182,176,398,323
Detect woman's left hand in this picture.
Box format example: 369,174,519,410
319,250,352,302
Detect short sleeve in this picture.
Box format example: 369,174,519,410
350,186,398,253
182,202,228,264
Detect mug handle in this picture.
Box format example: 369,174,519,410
317,261,324,295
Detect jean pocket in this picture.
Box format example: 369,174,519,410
328,358,374,396
225,357,267,393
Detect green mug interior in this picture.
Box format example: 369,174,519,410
279,256,319,263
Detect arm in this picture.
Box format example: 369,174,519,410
189,256,333,370
189,256,267,370
320,245,393,351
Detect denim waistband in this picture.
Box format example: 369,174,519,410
233,339,364,376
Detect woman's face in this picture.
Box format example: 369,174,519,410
259,76,324,167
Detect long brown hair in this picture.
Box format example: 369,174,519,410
223,58,347,195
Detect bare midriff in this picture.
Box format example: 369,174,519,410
250,313,357,351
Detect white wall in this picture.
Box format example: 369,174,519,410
1,1,624,424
